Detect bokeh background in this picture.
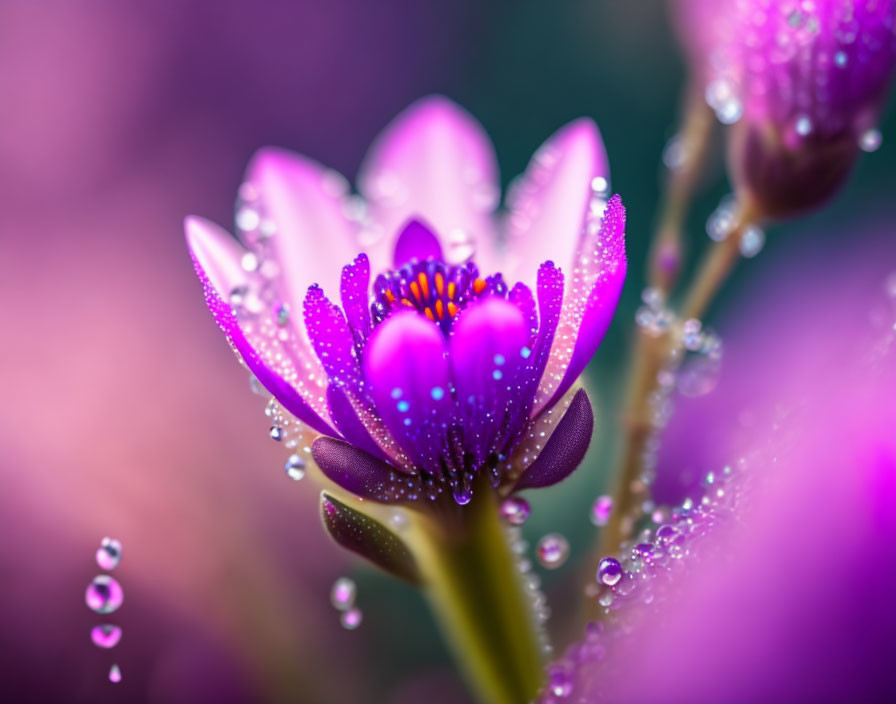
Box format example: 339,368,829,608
1,1,894,702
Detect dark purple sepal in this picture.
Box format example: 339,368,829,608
312,436,405,503
392,218,443,267
320,493,422,585
326,386,392,464
514,388,594,491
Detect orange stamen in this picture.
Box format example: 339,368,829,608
473,277,487,294
409,280,421,302
435,300,444,319
418,272,430,299
384,289,396,303
447,302,458,318
424,307,435,321
448,282,457,299
434,272,445,296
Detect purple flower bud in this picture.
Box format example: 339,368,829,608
674,0,896,217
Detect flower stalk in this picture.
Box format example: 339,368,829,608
410,486,544,704
591,197,758,600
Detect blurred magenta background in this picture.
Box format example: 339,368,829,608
1,1,894,703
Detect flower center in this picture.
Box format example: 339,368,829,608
371,260,507,335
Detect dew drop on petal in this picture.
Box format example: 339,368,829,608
96,537,122,571
500,496,531,526
548,666,573,697
91,624,122,649
589,495,613,526
284,453,306,481
340,607,363,630
86,575,124,615
536,533,570,569
330,577,357,611
597,557,623,586
108,664,121,683
269,426,284,442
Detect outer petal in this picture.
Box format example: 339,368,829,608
363,310,454,473
514,388,593,490
187,217,337,436
505,118,609,290
340,253,372,345
303,284,362,392
450,297,531,464
185,215,250,297
537,195,627,413
358,95,500,271
247,148,358,308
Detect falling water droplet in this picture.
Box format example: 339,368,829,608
284,454,306,481
85,575,124,614
590,495,613,526
536,534,570,569
95,538,122,571
499,496,531,526
858,128,882,153
330,578,357,611
597,557,623,586
340,607,363,630
108,664,121,683
91,624,123,649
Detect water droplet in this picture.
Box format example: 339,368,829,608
739,225,765,258
235,207,260,232
795,115,813,136
340,607,363,630
597,557,623,586
91,624,122,649
536,533,570,569
96,537,122,571
548,666,573,697
662,134,686,171
269,426,284,442
330,577,357,611
430,386,445,401
590,176,609,195
108,664,122,683
240,251,259,272
589,495,613,526
834,50,848,67
284,454,306,481
859,128,882,153
499,496,531,526
655,523,682,548
86,575,124,614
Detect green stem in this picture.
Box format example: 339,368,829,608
411,492,544,704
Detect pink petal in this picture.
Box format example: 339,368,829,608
246,147,358,309
184,215,250,298
536,195,627,412
505,118,609,289
357,95,500,271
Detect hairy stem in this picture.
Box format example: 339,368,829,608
586,199,757,620
649,90,717,295
411,491,544,704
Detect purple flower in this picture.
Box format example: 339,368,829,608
185,96,626,508
675,0,896,217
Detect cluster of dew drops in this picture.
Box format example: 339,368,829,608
330,577,362,630
85,537,124,684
